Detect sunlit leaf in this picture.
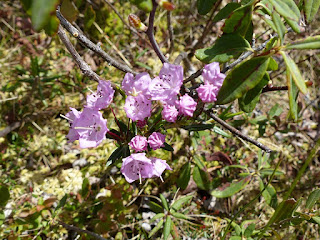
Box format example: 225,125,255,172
197,0,218,15
285,35,320,50
177,162,191,190
304,0,320,23
306,189,320,210
211,177,250,198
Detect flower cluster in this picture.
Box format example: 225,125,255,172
66,80,114,148
65,62,225,183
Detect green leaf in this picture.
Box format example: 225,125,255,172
31,0,59,32
0,186,10,207
306,189,320,210
84,5,96,30
268,57,279,71
238,73,269,113
272,12,287,44
177,162,191,190
283,15,301,33
212,2,241,22
193,166,212,190
287,70,299,121
195,34,252,63
55,195,68,211
150,213,165,223
268,0,300,22
161,142,174,152
229,237,242,240
182,124,214,131
211,177,250,198
280,51,307,94
213,126,231,138
107,146,126,165
0,210,4,226
163,216,172,240
311,216,320,225
216,56,270,104
171,212,190,220
304,0,320,22
171,195,193,211
268,199,300,225
197,0,218,15
149,201,164,214
160,194,169,211
260,169,284,176
131,0,153,12
269,103,283,118
222,3,253,36
244,223,255,238
148,218,164,238
285,35,320,49
81,178,90,198
259,179,278,209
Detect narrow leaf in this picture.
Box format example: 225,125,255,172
148,219,164,238
177,162,191,190
31,0,59,30
287,70,299,121
160,194,169,211
171,212,191,220
272,12,287,44
304,0,320,23
280,51,307,94
216,56,270,104
193,166,212,190
306,189,320,210
150,213,165,223
195,34,252,63
182,124,214,131
269,0,300,22
212,2,241,22
197,0,218,15
268,199,300,225
163,216,172,240
171,195,193,211
161,142,174,152
259,179,278,209
238,73,269,113
285,35,320,50
222,3,253,36
211,178,250,198
0,186,10,207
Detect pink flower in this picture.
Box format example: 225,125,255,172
121,153,154,183
202,62,226,87
124,95,152,122
86,80,115,110
148,132,166,150
122,72,151,97
149,63,183,101
72,108,108,148
66,108,81,143
150,157,172,180
178,94,197,117
162,104,178,122
197,83,219,103
129,135,148,152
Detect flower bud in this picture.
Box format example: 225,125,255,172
157,0,175,11
128,14,147,31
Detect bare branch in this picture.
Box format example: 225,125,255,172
205,110,272,153
167,10,174,54
56,6,137,74
57,220,107,240
57,26,101,82
262,85,288,93
0,121,21,138
146,0,169,63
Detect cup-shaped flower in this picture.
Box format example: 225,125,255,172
66,108,81,143
178,94,197,117
129,135,148,152
202,62,226,87
72,108,108,148
149,63,183,101
86,80,115,110
197,83,219,103
121,153,154,183
148,132,166,150
162,104,178,122
122,72,151,97
150,157,172,180
124,95,152,122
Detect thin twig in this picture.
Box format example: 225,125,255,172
167,10,174,54
0,121,21,138
173,52,188,65
146,0,168,63
262,85,288,93
57,220,107,240
206,110,272,153
56,6,137,74
57,26,101,82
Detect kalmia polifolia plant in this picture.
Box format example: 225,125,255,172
64,62,224,183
